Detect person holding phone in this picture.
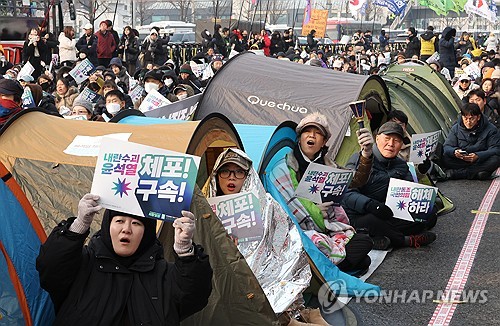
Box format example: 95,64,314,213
442,103,500,180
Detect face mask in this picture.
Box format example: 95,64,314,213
164,78,174,87
144,82,159,94
177,93,188,100
106,103,121,114
40,82,51,92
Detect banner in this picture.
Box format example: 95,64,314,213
409,131,441,164
349,0,368,17
138,89,171,113
294,163,354,205
144,93,201,120
374,0,407,15
301,9,329,38
21,87,36,108
79,87,102,103
464,0,497,22
207,191,264,243
91,138,201,221
304,0,312,24
386,178,437,222
69,59,95,84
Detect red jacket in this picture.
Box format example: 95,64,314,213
262,34,271,56
95,30,116,59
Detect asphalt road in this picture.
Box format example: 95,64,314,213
348,177,500,326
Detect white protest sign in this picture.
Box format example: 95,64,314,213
463,62,481,80
138,89,171,113
129,85,144,105
63,133,132,157
69,58,95,84
91,138,201,221
294,162,354,205
48,54,59,73
17,61,35,80
409,131,441,164
207,191,264,243
386,178,437,222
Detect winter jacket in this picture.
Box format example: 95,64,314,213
76,34,98,65
54,86,79,111
95,30,117,59
453,83,479,100
443,114,500,162
439,27,457,70
261,34,271,56
307,32,318,49
484,35,498,52
141,37,167,66
405,34,421,58
36,217,212,326
342,146,413,219
379,34,389,49
213,32,228,58
118,35,140,63
22,38,48,80
58,32,77,63
115,67,132,93
455,38,473,55
420,30,438,56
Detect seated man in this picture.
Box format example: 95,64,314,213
342,121,437,249
441,103,500,180
466,89,500,129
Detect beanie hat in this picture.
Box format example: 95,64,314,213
296,112,332,141
109,57,122,68
408,27,416,36
491,69,500,80
179,63,193,75
0,79,23,95
72,98,94,114
309,58,323,67
144,69,163,82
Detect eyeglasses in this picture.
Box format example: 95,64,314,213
460,80,470,83
218,168,247,179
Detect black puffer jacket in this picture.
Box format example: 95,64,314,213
439,27,457,69
443,114,500,161
342,146,412,218
36,217,212,326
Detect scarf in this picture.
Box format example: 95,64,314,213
292,142,327,181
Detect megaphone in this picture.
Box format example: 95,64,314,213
349,100,366,129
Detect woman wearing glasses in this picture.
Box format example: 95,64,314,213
204,149,327,325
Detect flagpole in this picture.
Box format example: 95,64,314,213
236,0,244,30
229,0,234,30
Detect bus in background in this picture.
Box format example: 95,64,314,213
326,18,383,42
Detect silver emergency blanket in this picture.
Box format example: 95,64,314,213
205,148,311,313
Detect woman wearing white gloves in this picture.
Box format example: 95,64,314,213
36,193,212,326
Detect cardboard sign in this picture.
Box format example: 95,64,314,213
301,9,328,38
144,93,201,120
79,87,101,103
21,87,36,108
294,163,354,205
91,138,200,221
386,178,437,222
409,131,441,164
64,133,132,157
207,192,264,243
69,59,95,84
138,89,171,113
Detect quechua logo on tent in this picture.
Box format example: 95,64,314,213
247,95,308,114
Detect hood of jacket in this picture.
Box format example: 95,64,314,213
421,30,435,41
442,27,456,41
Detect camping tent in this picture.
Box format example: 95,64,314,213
380,61,462,141
194,52,391,159
0,110,277,325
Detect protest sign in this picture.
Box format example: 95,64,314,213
207,191,264,243
17,61,35,80
386,178,437,222
69,59,95,84
129,85,144,105
21,87,36,108
64,133,132,157
409,131,441,164
138,89,171,113
463,62,481,80
91,138,201,221
48,54,59,73
301,9,328,38
144,93,201,120
79,87,102,103
294,163,354,205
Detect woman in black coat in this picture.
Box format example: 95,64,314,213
37,194,212,326
438,27,457,78
118,26,140,75
22,28,48,80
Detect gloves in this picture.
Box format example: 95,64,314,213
69,193,101,234
173,210,196,256
418,158,432,175
356,128,374,158
316,201,334,219
366,201,393,220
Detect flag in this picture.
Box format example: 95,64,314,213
304,0,312,24
464,0,496,22
251,0,257,5
490,0,498,22
373,0,407,16
349,0,368,16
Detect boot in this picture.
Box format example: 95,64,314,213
299,308,331,326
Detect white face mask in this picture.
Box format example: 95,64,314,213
164,78,174,87
144,82,159,93
177,93,188,100
106,103,121,114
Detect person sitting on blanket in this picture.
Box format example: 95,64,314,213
204,148,328,326
277,112,374,274
342,122,438,249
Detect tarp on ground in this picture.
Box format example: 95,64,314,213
195,52,391,159
0,110,277,325
380,62,462,141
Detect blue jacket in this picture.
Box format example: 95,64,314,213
443,114,500,162
342,146,412,218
